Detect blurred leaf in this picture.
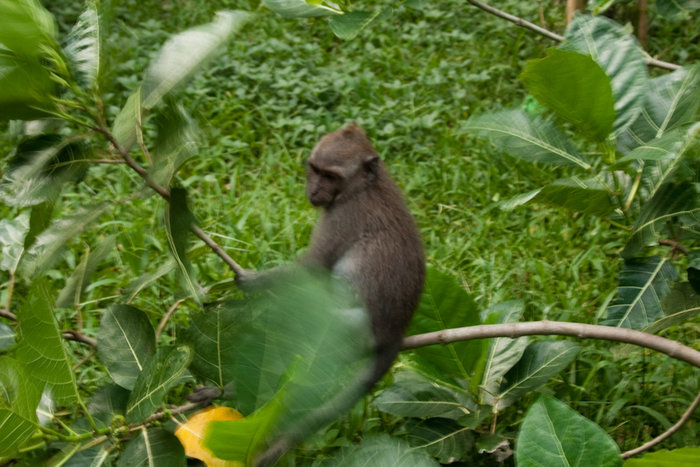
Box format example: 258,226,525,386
0,213,29,273
496,341,580,410
471,301,528,402
112,90,141,152
561,14,648,136
262,0,340,18
16,280,79,404
408,268,483,382
122,259,177,303
623,447,700,466
0,135,90,207
463,109,590,169
0,357,42,457
617,127,686,164
126,346,192,423
617,65,699,153
603,257,678,329
25,201,55,250
87,384,130,417
0,323,14,351
623,182,698,258
150,103,198,187
516,396,622,467
141,10,251,109
117,428,186,467
0,0,58,120
21,203,111,277
64,1,101,87
328,8,391,40
520,49,615,142
166,187,201,303
404,418,474,464
534,176,617,216
372,368,474,421
97,305,156,390
175,406,243,467
56,235,116,308
323,434,440,467
644,282,700,334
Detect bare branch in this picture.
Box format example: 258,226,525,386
63,329,98,348
402,321,700,368
0,309,16,321
465,0,681,71
622,390,700,458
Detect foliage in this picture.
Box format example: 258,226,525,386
0,0,699,465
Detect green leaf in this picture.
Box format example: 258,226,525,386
644,282,700,334
471,301,528,403
624,447,700,466
404,418,473,463
408,268,482,382
56,235,116,308
520,49,615,141
328,8,391,40
603,257,678,329
623,182,699,258
561,14,648,136
141,10,251,109
372,368,474,421
125,346,192,423
617,127,686,164
21,203,110,277
165,187,200,303
16,280,80,404
534,176,617,217
0,357,42,457
121,259,177,303
262,0,340,18
117,428,186,467
0,0,56,57
0,323,14,351
150,103,198,187
463,109,590,169
97,305,156,390
496,341,580,410
617,65,700,153
112,90,142,152
64,1,101,87
516,396,622,467
323,434,440,467
0,213,29,273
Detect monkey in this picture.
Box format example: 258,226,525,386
236,123,425,463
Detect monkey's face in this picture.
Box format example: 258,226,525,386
306,160,344,207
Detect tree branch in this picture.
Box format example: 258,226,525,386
63,330,98,348
402,321,700,368
465,0,681,71
622,390,700,458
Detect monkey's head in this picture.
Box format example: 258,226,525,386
306,123,380,207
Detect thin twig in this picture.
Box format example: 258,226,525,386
0,309,16,321
622,390,700,458
155,298,187,338
402,321,700,368
465,0,681,71
62,330,98,348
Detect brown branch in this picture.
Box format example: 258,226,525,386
93,125,245,276
402,321,700,368
63,330,98,348
156,298,186,338
622,390,700,458
0,308,16,321
465,0,681,71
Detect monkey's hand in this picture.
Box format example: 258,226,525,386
234,268,259,291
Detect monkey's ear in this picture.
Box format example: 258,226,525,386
345,122,366,136
363,154,379,179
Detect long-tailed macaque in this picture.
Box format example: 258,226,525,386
236,123,425,463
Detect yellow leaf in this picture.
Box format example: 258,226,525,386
175,406,244,467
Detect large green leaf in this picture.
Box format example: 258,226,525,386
404,418,474,464
328,8,391,40
408,268,482,382
561,14,648,136
56,235,116,308
97,305,156,390
496,341,580,410
617,65,700,154
532,176,617,217
0,357,42,457
64,2,102,87
112,90,141,152
603,257,678,329
21,203,110,277
644,282,700,334
325,434,440,467
0,323,14,351
16,280,80,404
165,187,200,303
0,213,29,273
141,10,250,109
463,109,590,169
125,346,192,423
516,396,622,467
372,368,474,421
117,428,186,467
262,0,340,18
149,103,198,187
520,49,615,142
